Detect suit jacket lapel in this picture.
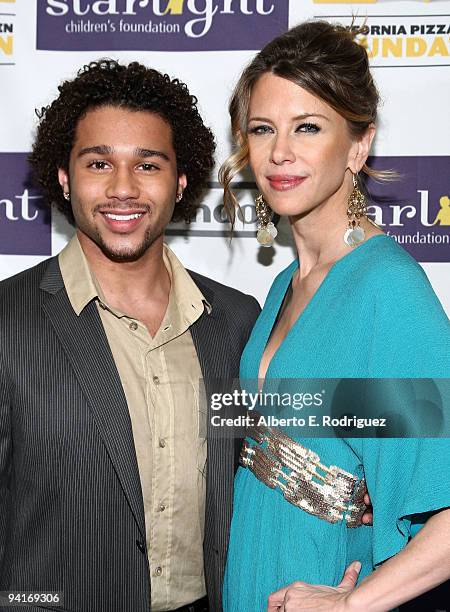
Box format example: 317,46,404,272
40,258,146,538
189,278,237,553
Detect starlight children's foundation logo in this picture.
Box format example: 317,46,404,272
0,153,51,256
37,0,289,51
366,156,450,262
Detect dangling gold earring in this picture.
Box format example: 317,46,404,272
255,193,277,247
343,173,366,247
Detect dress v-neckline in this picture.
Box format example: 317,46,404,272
257,261,331,390
257,235,388,390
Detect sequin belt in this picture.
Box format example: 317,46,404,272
239,412,367,527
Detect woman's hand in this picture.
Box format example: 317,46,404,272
362,490,373,525
267,561,361,611
268,508,450,611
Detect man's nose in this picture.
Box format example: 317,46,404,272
105,168,140,200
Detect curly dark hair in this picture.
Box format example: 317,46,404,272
29,59,215,225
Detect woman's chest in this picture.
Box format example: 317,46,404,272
242,286,375,380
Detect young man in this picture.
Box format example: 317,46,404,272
0,60,260,612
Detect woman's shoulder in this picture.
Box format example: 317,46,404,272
357,235,439,305
360,234,425,276
359,237,449,373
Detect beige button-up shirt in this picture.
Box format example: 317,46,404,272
59,236,208,611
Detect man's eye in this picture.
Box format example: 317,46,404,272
296,123,320,134
248,125,273,135
139,163,158,171
88,160,108,170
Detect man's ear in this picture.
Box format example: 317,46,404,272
177,173,187,198
348,124,376,174
58,167,70,197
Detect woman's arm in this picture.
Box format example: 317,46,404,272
347,507,450,612
267,507,450,612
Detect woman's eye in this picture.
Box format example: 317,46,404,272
248,125,273,135
296,123,320,134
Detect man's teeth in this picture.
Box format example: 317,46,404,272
104,213,143,221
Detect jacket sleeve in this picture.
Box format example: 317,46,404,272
0,343,12,573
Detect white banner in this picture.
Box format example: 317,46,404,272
1,0,449,311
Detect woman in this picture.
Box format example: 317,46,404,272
220,21,450,611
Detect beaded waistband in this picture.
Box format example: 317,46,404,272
239,412,367,527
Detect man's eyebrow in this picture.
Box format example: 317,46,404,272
134,147,170,161
77,145,113,158
77,145,170,162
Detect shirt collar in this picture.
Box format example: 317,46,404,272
163,243,212,321
58,235,211,318
58,235,103,316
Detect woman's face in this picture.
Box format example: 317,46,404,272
247,73,367,219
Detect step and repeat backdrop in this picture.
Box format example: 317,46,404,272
0,2,449,609
0,0,449,312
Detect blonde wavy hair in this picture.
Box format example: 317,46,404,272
219,20,396,221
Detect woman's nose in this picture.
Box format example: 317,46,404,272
270,134,296,165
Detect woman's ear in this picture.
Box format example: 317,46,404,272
348,124,376,174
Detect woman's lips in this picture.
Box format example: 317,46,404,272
266,175,307,191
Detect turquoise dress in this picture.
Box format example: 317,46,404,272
223,235,450,611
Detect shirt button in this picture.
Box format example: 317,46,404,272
159,503,166,512
159,438,166,448
129,321,138,331
153,566,163,577
153,375,160,385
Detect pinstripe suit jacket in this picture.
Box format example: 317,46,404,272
0,255,260,612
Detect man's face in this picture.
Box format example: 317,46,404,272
58,105,186,262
